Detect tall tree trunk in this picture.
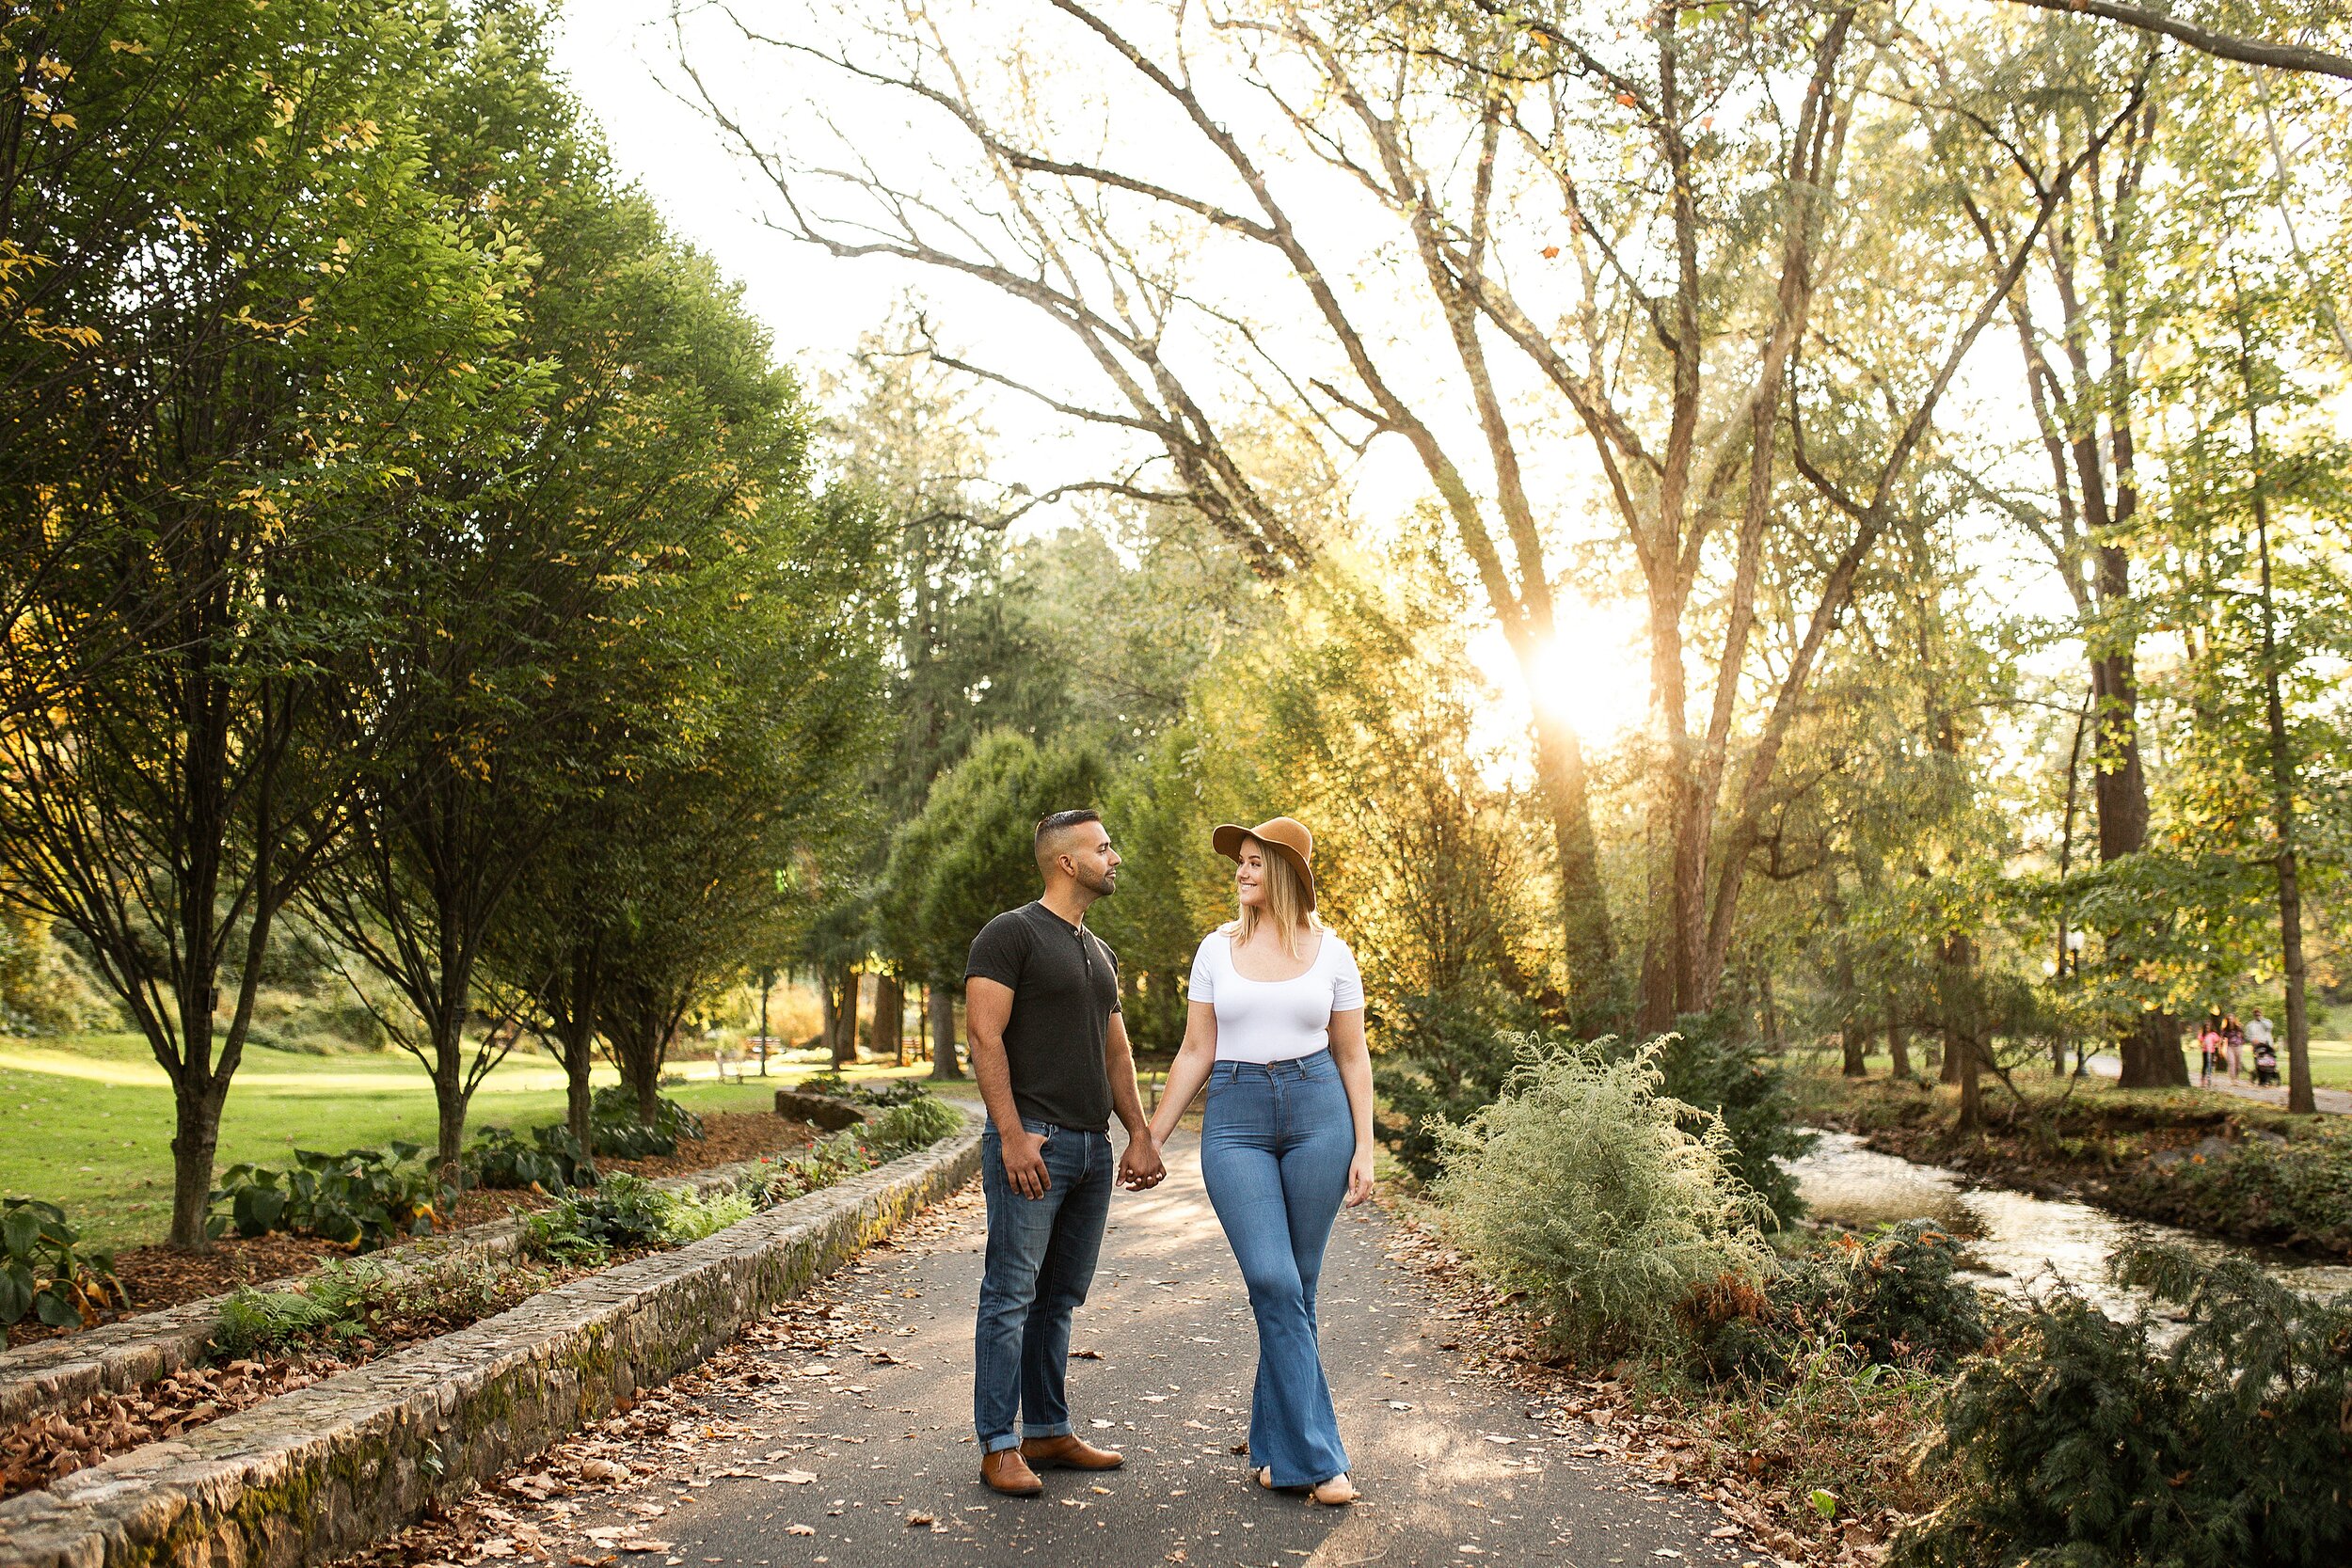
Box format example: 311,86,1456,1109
867,974,902,1062
1943,931,1985,1132
1887,1018,1912,1081
2245,378,2316,1114
433,1047,467,1183
831,969,862,1069
819,967,842,1064
623,1022,664,1123
930,983,962,1080
1529,708,1615,1015
560,1016,597,1164
167,1078,228,1250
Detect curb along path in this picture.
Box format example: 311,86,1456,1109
0,1119,982,1568
350,1132,1751,1568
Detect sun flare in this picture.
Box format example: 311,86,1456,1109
1470,604,1651,746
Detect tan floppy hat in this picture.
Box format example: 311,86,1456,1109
1212,816,1316,909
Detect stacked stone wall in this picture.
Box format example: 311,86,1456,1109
0,1117,980,1568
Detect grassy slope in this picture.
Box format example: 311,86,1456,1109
0,1033,935,1249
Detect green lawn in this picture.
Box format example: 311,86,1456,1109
0,1033,933,1249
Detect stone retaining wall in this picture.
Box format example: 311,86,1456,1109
0,1117,980,1568
0,1153,788,1431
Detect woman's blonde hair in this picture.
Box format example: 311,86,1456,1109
1232,835,1321,958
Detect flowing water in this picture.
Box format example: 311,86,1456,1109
1784,1129,2352,1316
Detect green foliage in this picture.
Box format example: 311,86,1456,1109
800,1074,930,1108
1635,1012,1815,1226
1894,1245,2352,1568
212,1259,386,1357
587,1085,706,1159
875,730,1111,988
736,1100,959,1208
2129,1129,2352,1255
0,1196,123,1328
1373,987,1541,1180
1683,1221,1989,1386
519,1173,753,1265
866,1094,962,1152
210,1251,560,1357
208,1145,444,1252
467,1124,589,1194
1431,1037,1773,1356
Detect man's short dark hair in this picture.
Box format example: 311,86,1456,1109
1034,809,1103,875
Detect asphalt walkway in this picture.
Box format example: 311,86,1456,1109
453,1132,1753,1568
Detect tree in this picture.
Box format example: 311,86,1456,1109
875,729,1111,1062
0,0,532,1245
680,0,2131,1029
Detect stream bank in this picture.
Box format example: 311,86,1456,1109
1790,1069,2352,1261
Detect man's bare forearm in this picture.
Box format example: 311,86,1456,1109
967,1033,1025,1138
1104,1021,1149,1136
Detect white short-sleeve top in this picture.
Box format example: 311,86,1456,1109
1187,927,1365,1064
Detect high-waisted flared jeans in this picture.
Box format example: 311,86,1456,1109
1200,1050,1352,1487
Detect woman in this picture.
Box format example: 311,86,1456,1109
1144,816,1374,1506
2199,1016,2224,1087
2221,1014,2246,1084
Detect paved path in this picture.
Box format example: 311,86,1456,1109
2084,1051,2352,1114
491,1134,1750,1568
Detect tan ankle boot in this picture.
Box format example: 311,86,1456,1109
1019,1433,1125,1470
981,1448,1044,1496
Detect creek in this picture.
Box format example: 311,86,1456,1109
1784,1129,2352,1316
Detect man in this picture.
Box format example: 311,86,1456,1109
964,808,1165,1497
2246,1008,2278,1085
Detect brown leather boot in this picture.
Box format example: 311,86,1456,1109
1019,1433,1125,1471
981,1449,1044,1496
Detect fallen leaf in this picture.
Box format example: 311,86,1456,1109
618,1544,671,1556
785,1525,815,1536
764,1471,818,1484
906,1512,934,1527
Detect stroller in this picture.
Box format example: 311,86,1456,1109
2252,1039,2280,1087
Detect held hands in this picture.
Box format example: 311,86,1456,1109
999,1126,1052,1198
1119,1130,1167,1191
1345,1146,1375,1207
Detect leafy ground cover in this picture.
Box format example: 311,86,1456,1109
0,1033,924,1250
1793,1069,2352,1258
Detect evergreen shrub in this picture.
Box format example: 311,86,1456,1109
1431,1037,1772,1355
1893,1244,2352,1568
1682,1220,1989,1386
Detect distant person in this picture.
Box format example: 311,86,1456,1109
2222,1014,2246,1084
2199,1017,2223,1087
2247,1009,2280,1087
963,809,1165,1497
1145,816,1375,1507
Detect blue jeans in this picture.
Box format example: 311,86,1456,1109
975,1118,1113,1453
1200,1051,1353,1487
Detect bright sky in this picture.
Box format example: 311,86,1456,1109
549,0,2112,794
